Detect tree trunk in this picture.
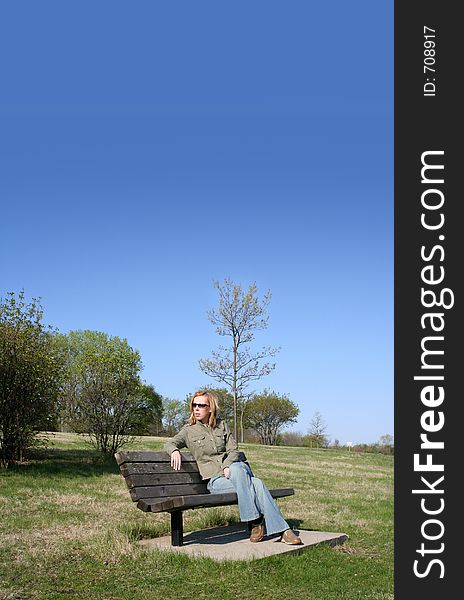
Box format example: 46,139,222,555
233,340,238,441
239,408,244,443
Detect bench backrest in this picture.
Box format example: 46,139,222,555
115,451,208,502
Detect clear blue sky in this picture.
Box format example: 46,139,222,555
0,1,393,444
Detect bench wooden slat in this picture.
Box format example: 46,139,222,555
120,462,199,476
115,451,196,465
124,472,203,489
136,497,177,512
137,488,295,513
137,494,234,513
129,482,208,501
169,488,294,510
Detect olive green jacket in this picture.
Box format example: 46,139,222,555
164,419,242,480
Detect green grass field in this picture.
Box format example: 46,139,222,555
0,433,393,600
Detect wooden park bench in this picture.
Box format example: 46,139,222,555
115,450,295,547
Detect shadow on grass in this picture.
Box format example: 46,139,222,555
5,447,120,478
123,516,306,543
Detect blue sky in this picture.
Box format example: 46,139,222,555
0,1,393,444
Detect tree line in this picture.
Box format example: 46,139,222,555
1,286,392,468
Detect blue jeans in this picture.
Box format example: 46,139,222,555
207,461,289,537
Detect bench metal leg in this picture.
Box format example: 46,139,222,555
171,511,183,546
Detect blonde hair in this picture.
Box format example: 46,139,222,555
189,390,218,428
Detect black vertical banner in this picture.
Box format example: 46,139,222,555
395,1,461,597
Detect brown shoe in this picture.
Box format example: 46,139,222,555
281,529,303,545
249,522,265,543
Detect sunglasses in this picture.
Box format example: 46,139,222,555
192,403,210,409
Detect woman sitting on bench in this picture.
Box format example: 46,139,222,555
164,389,302,545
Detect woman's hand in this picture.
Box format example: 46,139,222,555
171,450,182,470
223,467,230,479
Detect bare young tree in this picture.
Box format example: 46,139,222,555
378,434,394,447
199,278,280,441
306,411,330,448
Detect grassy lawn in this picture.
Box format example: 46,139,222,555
0,433,393,600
